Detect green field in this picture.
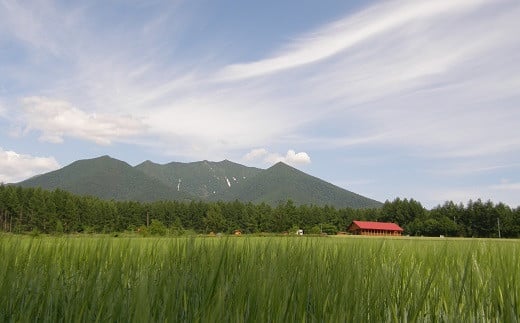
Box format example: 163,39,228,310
1,235,519,322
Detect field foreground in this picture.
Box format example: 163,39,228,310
1,235,519,322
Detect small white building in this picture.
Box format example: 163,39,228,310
296,229,304,235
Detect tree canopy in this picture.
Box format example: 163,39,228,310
1,185,519,237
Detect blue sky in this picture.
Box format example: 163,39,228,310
1,0,519,208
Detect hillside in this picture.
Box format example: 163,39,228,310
17,155,192,202
135,159,262,199
224,162,382,208
16,156,381,208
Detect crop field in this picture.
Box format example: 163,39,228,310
1,235,519,322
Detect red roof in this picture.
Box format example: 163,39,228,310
349,221,403,231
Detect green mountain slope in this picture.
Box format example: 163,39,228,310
135,159,262,199
17,155,192,202
15,156,381,208
224,162,382,208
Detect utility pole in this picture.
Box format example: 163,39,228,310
497,217,501,238
146,211,150,227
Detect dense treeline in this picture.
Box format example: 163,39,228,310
1,185,519,237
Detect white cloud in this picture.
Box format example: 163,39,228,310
286,0,520,159
5,0,518,164
281,150,311,165
216,0,492,81
244,148,268,161
0,148,60,183
244,148,311,167
20,97,147,145
2,0,520,208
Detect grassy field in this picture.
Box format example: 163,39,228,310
1,234,519,322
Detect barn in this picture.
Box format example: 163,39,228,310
348,221,404,236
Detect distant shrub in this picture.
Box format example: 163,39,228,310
309,225,321,234
137,225,149,236
54,220,64,235
320,223,338,235
29,229,41,237
81,225,96,234
149,220,167,236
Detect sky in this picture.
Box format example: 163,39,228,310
1,0,520,209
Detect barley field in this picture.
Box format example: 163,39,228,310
1,235,519,322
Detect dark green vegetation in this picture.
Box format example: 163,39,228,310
1,185,520,237
135,159,261,200
1,236,519,322
16,156,192,202
17,155,382,208
223,162,379,208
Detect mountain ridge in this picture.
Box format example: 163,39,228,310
222,161,381,208
15,155,382,208
16,155,193,202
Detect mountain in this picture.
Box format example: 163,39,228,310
221,162,382,208
17,155,192,202
15,155,382,208
135,159,262,199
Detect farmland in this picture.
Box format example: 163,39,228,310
1,235,519,322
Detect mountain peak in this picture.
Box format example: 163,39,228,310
138,160,159,166
79,155,132,168
94,155,112,160
268,161,298,171
218,159,240,166
272,161,289,167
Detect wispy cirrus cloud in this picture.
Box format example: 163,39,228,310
3,0,519,162
210,0,520,169
216,0,493,81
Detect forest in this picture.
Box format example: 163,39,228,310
1,184,519,237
